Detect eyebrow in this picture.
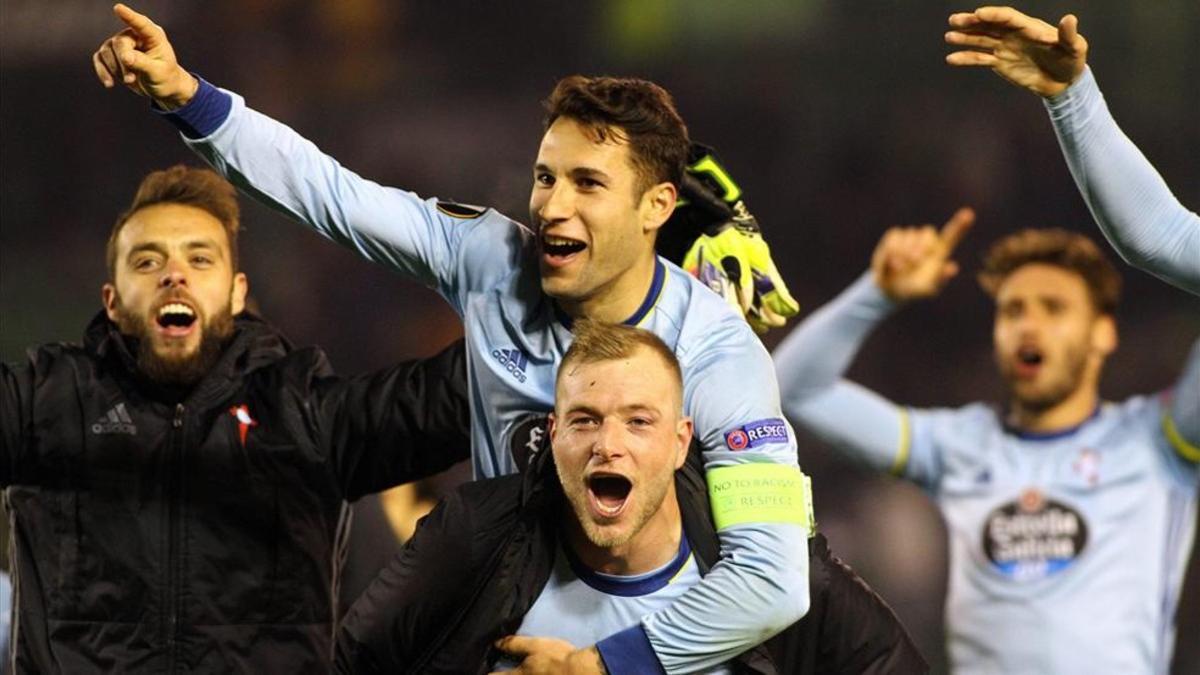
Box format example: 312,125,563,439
126,239,224,260
534,163,613,183
563,402,662,416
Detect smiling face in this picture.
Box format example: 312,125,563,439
550,344,692,568
992,263,1115,413
529,117,676,322
102,203,248,385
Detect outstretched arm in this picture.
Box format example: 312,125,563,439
93,5,522,311
315,339,472,501
774,209,973,483
946,7,1200,294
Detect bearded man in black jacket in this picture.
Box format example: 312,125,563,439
0,166,471,673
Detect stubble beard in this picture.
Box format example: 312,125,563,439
1003,340,1090,414
557,462,673,550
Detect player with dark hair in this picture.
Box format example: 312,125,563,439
944,6,1199,295
336,321,925,674
1,165,472,672
94,5,813,672
773,210,1200,673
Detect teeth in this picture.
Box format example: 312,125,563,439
544,235,581,246
158,303,194,317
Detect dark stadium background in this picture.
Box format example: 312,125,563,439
2,1,1197,671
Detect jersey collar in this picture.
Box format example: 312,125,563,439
563,530,692,598
554,258,667,330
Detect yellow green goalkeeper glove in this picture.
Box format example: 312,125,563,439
675,144,799,333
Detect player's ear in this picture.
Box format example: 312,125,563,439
102,283,119,322
547,412,558,444
641,181,677,234
231,272,249,315
1091,313,1117,357
673,417,693,470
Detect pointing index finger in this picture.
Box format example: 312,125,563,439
939,207,975,252
113,3,159,39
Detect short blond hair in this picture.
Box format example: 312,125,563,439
978,229,1122,314
558,319,682,394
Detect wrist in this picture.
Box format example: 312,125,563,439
569,647,606,674
157,70,199,111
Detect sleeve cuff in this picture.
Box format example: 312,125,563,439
596,625,665,675
1043,66,1100,121
153,76,232,139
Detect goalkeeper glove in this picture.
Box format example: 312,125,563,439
676,143,799,333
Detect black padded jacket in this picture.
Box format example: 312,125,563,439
0,313,471,673
336,429,928,674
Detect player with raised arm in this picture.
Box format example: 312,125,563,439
93,5,812,672
773,208,1200,673
944,6,1200,295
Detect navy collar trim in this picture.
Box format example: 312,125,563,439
564,532,691,598
554,259,666,330
1006,404,1102,441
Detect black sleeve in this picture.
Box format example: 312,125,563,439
334,491,475,674
0,360,34,488
314,338,472,501
767,534,929,674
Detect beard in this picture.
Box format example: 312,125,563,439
557,462,673,550
112,295,235,388
1001,340,1090,413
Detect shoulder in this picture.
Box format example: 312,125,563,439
655,261,767,366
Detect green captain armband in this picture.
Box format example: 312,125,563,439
707,463,814,535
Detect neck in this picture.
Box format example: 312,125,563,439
563,493,682,576
559,250,658,324
1007,379,1100,433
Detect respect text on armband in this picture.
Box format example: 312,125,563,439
707,463,813,533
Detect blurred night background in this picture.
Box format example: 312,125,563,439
2,0,1198,672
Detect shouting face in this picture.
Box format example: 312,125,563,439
992,263,1114,413
529,117,675,321
550,346,692,568
102,203,248,386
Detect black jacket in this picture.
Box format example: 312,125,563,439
336,433,927,674
0,313,471,673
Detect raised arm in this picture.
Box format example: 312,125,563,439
93,4,523,310
945,6,1200,294
313,339,472,501
774,209,974,485
1164,338,1200,470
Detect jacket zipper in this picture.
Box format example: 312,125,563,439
166,403,185,672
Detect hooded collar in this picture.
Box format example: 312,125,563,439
83,310,291,406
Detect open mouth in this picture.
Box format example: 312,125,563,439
1013,345,1043,377
541,233,587,262
155,302,197,336
587,473,632,518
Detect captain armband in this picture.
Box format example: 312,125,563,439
707,463,814,536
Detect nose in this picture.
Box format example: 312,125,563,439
538,182,575,224
159,259,188,288
592,420,625,461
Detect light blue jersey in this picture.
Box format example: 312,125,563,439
500,538,731,674
1046,67,1200,295
162,81,810,673
774,274,1200,674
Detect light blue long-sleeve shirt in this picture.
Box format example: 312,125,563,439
774,273,1200,674
159,80,810,673
1045,67,1200,295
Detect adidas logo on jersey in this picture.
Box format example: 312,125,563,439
91,403,137,435
491,347,529,383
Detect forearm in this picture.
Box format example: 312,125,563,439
774,272,896,403
323,341,472,500
160,79,459,288
1045,67,1200,295
597,523,808,673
